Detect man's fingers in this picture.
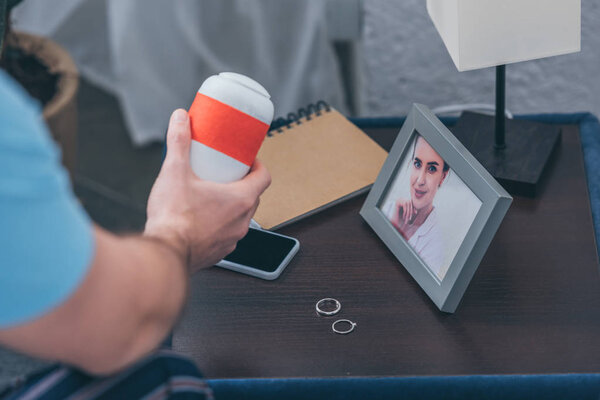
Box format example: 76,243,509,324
165,109,192,164
237,159,271,197
245,198,260,221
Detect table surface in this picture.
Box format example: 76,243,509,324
173,123,600,378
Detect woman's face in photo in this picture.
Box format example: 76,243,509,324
410,137,447,210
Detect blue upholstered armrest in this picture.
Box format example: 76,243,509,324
208,374,600,400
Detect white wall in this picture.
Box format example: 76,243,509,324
361,0,599,118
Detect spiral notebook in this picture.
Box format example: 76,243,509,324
254,102,388,230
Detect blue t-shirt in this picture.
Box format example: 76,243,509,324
0,70,93,328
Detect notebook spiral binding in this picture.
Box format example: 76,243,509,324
267,100,331,136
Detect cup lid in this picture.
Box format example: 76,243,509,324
219,72,270,99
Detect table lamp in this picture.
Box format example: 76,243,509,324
427,0,580,197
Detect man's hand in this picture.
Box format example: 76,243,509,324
0,108,270,375
144,109,271,272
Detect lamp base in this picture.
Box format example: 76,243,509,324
450,112,561,197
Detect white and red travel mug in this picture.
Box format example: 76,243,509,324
188,72,274,183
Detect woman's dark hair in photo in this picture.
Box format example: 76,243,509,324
412,134,450,172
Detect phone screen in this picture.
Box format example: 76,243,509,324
223,228,298,272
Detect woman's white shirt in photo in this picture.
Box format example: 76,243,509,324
382,202,445,280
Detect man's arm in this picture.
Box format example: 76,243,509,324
0,227,187,375
0,109,271,375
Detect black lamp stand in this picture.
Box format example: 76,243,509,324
450,65,561,197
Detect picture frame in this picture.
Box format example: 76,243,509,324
360,104,512,313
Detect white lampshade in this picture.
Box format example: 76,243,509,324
426,0,580,72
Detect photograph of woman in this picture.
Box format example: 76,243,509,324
381,133,482,281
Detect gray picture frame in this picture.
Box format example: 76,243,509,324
360,104,512,313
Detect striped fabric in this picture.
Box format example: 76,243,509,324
1,350,213,400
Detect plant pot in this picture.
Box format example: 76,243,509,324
8,31,79,177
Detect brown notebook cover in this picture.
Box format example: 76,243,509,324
254,106,388,230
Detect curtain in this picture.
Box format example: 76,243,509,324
13,0,346,145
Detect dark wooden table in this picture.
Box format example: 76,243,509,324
173,123,600,378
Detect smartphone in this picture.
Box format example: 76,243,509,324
216,228,299,280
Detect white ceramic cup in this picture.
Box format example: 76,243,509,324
188,72,274,183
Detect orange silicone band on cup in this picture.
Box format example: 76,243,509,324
188,92,269,167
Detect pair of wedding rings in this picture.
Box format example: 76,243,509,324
315,298,357,335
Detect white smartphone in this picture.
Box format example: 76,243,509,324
216,228,300,280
